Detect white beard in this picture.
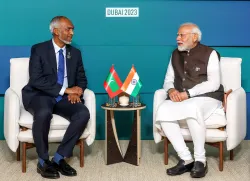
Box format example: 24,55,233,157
177,46,188,51
59,36,71,44
58,32,71,44
177,39,193,51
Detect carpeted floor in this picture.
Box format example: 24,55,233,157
0,140,249,181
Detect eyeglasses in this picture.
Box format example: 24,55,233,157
177,33,195,38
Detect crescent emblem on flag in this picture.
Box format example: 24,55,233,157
108,79,114,84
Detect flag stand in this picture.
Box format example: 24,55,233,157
132,94,141,107
106,95,116,107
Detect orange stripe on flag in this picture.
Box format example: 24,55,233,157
121,66,136,91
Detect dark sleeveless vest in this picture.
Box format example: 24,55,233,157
171,43,224,102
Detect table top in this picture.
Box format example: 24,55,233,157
101,102,146,111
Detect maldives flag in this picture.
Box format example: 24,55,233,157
103,65,123,98
121,66,142,97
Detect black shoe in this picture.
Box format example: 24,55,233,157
52,158,77,176
166,159,194,176
190,161,208,178
37,160,60,179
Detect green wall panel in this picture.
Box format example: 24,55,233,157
1,0,249,46
81,45,174,93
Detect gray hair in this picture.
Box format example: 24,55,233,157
49,16,68,34
180,22,202,42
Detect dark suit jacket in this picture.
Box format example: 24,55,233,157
22,40,87,110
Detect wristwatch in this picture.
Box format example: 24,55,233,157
186,90,191,98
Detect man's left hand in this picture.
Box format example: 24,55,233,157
68,93,81,104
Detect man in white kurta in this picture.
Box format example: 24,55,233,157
155,23,225,178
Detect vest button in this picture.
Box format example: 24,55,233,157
182,78,185,81
184,71,187,74
184,61,187,64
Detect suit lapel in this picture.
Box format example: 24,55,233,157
66,45,71,83
48,40,57,74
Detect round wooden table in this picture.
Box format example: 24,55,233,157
101,103,146,166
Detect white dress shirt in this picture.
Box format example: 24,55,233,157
52,39,68,96
163,50,221,97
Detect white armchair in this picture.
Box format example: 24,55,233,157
153,57,246,171
4,58,96,172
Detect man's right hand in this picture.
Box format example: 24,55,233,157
68,93,81,104
168,88,182,102
65,86,83,96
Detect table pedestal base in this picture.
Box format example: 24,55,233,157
105,110,141,166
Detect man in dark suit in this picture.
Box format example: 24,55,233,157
22,16,90,179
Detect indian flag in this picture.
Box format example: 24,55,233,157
121,66,142,97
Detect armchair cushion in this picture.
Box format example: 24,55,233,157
220,57,241,91
226,87,246,150
19,108,70,130
179,108,226,129
4,88,20,152
9,58,29,107
18,129,90,143
181,128,227,142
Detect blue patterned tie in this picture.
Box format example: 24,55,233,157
56,49,65,102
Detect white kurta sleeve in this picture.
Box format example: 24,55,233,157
188,50,221,97
163,56,175,92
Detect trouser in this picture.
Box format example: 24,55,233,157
27,94,90,160
161,118,206,162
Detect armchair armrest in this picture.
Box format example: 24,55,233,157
153,89,167,143
83,88,96,146
226,87,246,150
4,88,21,152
